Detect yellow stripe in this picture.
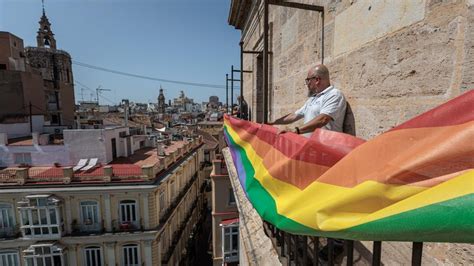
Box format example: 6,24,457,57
225,124,474,231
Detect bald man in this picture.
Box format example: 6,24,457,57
268,64,347,262
268,64,347,137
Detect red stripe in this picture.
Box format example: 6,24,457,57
390,90,474,131
225,115,364,167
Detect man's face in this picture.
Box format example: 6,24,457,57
305,71,320,96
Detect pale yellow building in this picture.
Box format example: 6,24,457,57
0,135,208,266
210,159,238,266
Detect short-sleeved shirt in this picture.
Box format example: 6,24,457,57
294,86,347,136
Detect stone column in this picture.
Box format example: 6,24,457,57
32,132,39,145
64,197,72,234
15,168,28,185
63,167,72,184
0,133,8,145
105,242,116,266
103,194,112,232
68,245,78,266
141,193,149,229
159,158,166,170
143,240,153,266
103,166,112,182
141,165,154,181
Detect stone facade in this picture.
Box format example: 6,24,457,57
231,0,474,139
25,47,75,126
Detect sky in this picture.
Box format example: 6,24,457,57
0,0,241,105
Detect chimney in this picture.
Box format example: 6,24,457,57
157,141,166,156
122,99,129,127
0,133,7,145
32,132,39,145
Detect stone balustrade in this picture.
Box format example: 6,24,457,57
0,136,204,186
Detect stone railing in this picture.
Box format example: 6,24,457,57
222,148,282,266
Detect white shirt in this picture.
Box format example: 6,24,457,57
294,86,347,136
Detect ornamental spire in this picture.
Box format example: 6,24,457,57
36,0,57,49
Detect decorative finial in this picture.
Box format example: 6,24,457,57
42,0,45,15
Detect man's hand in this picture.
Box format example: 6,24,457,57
277,128,298,135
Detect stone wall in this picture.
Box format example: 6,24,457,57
25,47,75,126
240,0,474,139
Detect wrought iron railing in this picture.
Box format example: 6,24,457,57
263,222,425,266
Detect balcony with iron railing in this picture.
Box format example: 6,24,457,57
161,197,205,265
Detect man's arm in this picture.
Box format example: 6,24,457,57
297,90,346,134
297,114,332,134
268,113,303,125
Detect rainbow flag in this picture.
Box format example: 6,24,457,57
224,90,474,243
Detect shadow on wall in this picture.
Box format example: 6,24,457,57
343,102,356,136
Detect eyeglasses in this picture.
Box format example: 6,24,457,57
305,76,319,85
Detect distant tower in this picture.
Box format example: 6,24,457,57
157,87,166,114
36,0,57,49
24,0,76,126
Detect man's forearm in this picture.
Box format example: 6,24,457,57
269,114,298,125
298,114,332,134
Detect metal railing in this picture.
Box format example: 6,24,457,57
263,222,425,266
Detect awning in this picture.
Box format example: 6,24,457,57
220,217,239,226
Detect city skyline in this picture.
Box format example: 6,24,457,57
0,0,241,104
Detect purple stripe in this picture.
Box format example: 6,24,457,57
224,128,248,195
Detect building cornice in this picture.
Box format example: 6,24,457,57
228,0,252,30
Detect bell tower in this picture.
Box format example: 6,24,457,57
36,0,57,49
157,86,166,114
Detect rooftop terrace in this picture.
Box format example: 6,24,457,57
0,137,203,187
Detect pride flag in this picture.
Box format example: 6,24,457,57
223,90,474,243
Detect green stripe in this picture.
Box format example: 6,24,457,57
225,126,474,243
224,127,316,235
344,193,474,243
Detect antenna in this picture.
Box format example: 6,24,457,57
80,88,85,101
96,85,111,105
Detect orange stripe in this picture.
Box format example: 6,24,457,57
229,120,474,188
231,123,330,189
318,121,474,187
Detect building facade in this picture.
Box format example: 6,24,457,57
0,32,46,130
0,135,209,266
210,158,238,266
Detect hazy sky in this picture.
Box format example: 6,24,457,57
0,0,241,105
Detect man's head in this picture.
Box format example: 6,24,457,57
305,64,331,96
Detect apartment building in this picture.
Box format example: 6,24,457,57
210,158,238,266
0,133,208,265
